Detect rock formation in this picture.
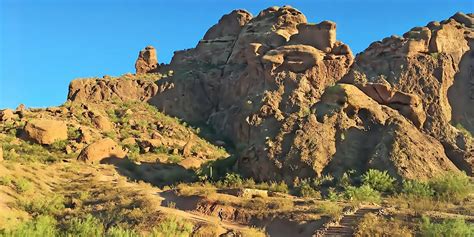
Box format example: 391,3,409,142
77,138,127,164
341,13,474,175
67,7,473,181
68,76,159,103
135,46,158,74
24,119,68,145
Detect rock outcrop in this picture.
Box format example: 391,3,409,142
0,109,16,122
65,7,472,181
77,138,127,164
135,46,158,74
342,13,474,175
68,76,159,103
24,119,68,145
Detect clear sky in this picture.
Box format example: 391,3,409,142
0,0,472,109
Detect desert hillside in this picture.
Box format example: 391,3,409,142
1,6,473,237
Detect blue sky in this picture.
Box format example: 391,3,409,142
0,0,472,109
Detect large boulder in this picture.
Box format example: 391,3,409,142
89,111,114,132
0,109,16,122
135,46,158,74
77,138,127,164
24,119,68,145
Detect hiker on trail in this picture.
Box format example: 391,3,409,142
218,208,224,221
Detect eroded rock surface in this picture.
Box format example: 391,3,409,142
66,7,473,180
77,138,127,164
135,46,159,74
342,13,474,174
24,119,68,145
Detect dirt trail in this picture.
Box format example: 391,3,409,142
316,206,380,237
91,166,252,232
154,191,251,232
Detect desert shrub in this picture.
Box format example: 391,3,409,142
344,185,381,204
167,155,183,163
222,173,243,188
50,140,68,152
297,180,321,198
104,131,117,139
402,180,434,198
2,141,58,163
151,145,169,154
315,201,343,219
239,227,266,237
12,177,32,193
105,226,140,237
241,198,267,212
17,194,65,216
0,215,58,237
455,123,472,138
312,175,334,187
266,198,294,210
429,172,472,202
268,181,289,193
327,187,342,201
420,216,473,237
124,144,140,162
176,182,216,197
355,213,412,237
0,175,12,186
150,216,194,237
362,169,396,193
67,126,81,141
64,214,104,237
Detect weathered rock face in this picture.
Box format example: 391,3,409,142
0,109,16,122
77,138,127,164
342,13,474,175
135,46,158,74
24,119,68,145
149,6,358,181
68,77,159,103
64,7,471,181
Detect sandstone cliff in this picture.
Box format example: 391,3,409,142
67,7,473,181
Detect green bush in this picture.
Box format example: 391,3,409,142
429,172,472,202
0,175,12,186
17,194,65,216
402,180,434,198
150,216,194,237
298,180,321,198
13,177,32,193
344,185,381,203
362,169,396,193
50,140,68,152
64,214,104,237
316,201,343,219
223,173,243,188
105,226,140,237
420,216,474,237
0,215,58,237
268,181,289,193
167,155,183,163
355,213,412,237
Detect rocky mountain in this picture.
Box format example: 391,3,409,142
66,7,473,183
